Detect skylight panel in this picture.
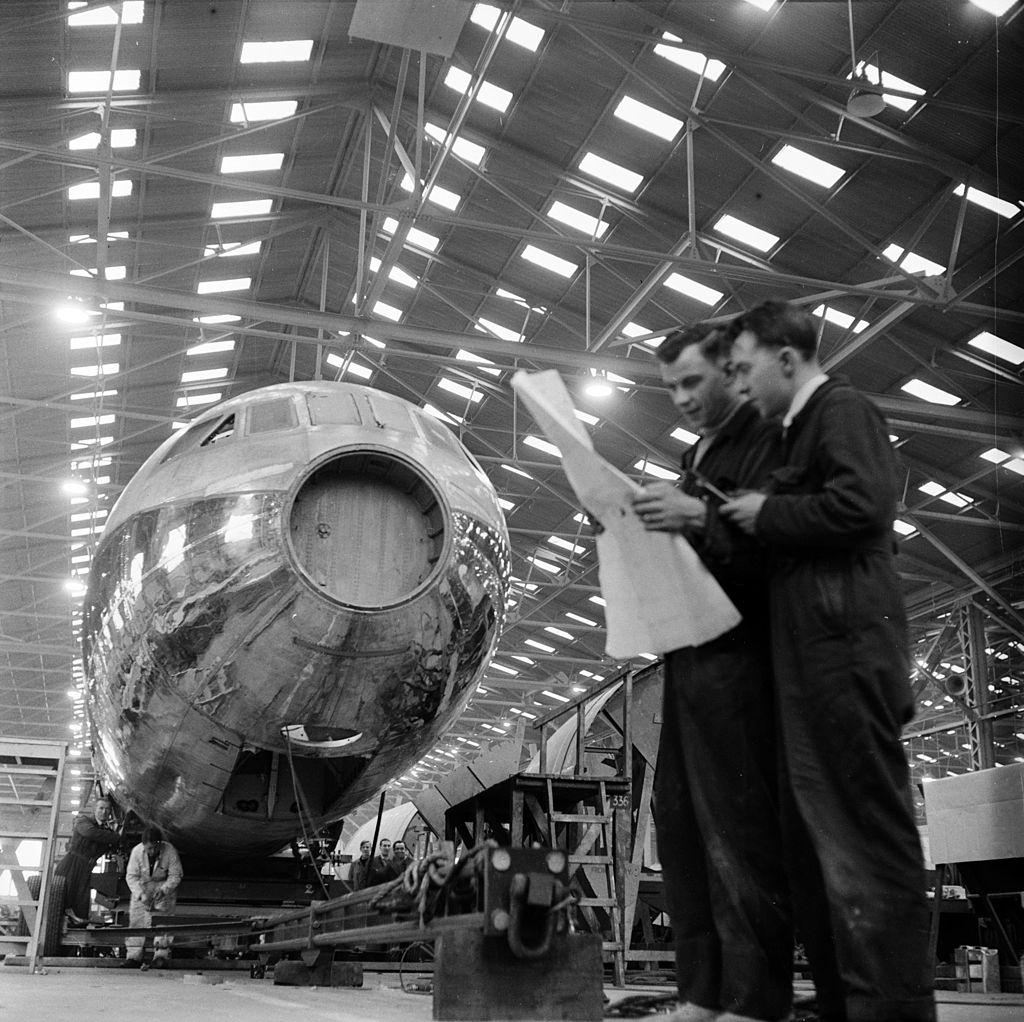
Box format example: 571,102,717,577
71,363,119,377
220,153,284,174
240,40,313,63
578,152,643,193
742,0,775,10
566,612,597,627
523,435,561,458
488,661,519,676
548,537,586,557
181,368,228,384
671,426,699,445
373,301,402,322
939,491,972,509
883,244,945,277
197,277,250,294
918,481,946,497
953,184,1019,219
476,318,523,343
502,463,533,479
968,331,1024,365
70,436,114,451
68,1,144,24
1005,459,1024,477
634,459,680,481
653,32,725,81
714,214,779,252
521,245,578,278
176,393,222,409
547,201,609,238
70,389,117,401
663,272,723,306
68,69,140,92
980,448,1010,464
68,180,132,200
70,265,126,280
424,123,485,165
497,497,516,511
575,410,599,426
622,321,665,347
850,62,926,112
211,199,273,218
193,314,241,324
544,627,574,642
188,340,235,356
68,128,137,150
324,354,373,380
230,100,298,122
525,562,560,581
69,231,129,243
968,0,1015,17
813,305,869,333
204,241,262,259
399,175,460,211
771,145,844,188
901,379,960,406
892,520,917,537
70,414,114,429
456,349,501,376
69,333,120,349
589,595,607,607
470,4,544,50
381,217,439,252
443,67,513,113
614,96,683,141
438,378,484,403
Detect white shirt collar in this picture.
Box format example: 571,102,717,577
783,373,829,429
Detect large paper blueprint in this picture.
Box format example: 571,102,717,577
511,369,741,659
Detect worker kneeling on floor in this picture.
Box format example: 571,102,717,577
124,825,183,968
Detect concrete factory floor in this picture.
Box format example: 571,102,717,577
0,968,1021,1022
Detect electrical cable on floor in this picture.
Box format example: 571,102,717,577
283,734,332,901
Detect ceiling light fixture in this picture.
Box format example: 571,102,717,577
845,1,885,118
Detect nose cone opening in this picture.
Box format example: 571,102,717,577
287,449,448,609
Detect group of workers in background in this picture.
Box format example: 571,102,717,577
348,836,415,890
632,300,934,1022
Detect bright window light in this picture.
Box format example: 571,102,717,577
68,1,144,25
968,331,1024,365
953,183,1019,219
68,69,140,92
69,333,120,349
883,244,945,277
193,314,241,324
424,123,485,165
176,392,222,408
614,96,683,141
544,627,574,642
70,265,126,280
671,426,699,445
197,277,250,294
476,318,523,343
220,153,284,174
850,62,925,112
188,340,235,356
813,305,869,333
381,217,439,252
443,66,512,113
204,240,262,259
438,378,484,403
373,300,402,322
68,180,132,200
664,272,723,306
181,368,228,384
634,458,680,481
230,100,298,122
901,379,960,406
771,144,844,188
68,128,137,150
653,32,725,81
456,349,500,376
211,199,273,218
240,40,313,63
71,363,119,377
547,200,609,237
399,175,460,211
714,213,779,252
967,0,1015,15
70,414,114,429
979,447,1010,464
548,536,585,555
70,389,117,401
566,612,597,627
523,435,561,458
521,245,578,278
893,519,917,537
578,152,643,193
470,4,544,51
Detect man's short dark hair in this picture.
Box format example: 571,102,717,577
730,300,817,360
656,323,732,366
142,825,162,845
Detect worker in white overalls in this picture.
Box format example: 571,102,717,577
123,825,183,968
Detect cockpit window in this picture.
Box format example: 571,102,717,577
307,392,362,426
365,394,413,432
201,415,235,446
160,414,233,462
247,399,297,435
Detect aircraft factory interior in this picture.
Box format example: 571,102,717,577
0,2,1022,1021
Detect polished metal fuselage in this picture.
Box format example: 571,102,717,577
83,382,509,857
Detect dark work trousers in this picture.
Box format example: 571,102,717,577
655,622,792,1021
771,553,936,1022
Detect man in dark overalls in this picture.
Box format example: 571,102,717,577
53,795,121,923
